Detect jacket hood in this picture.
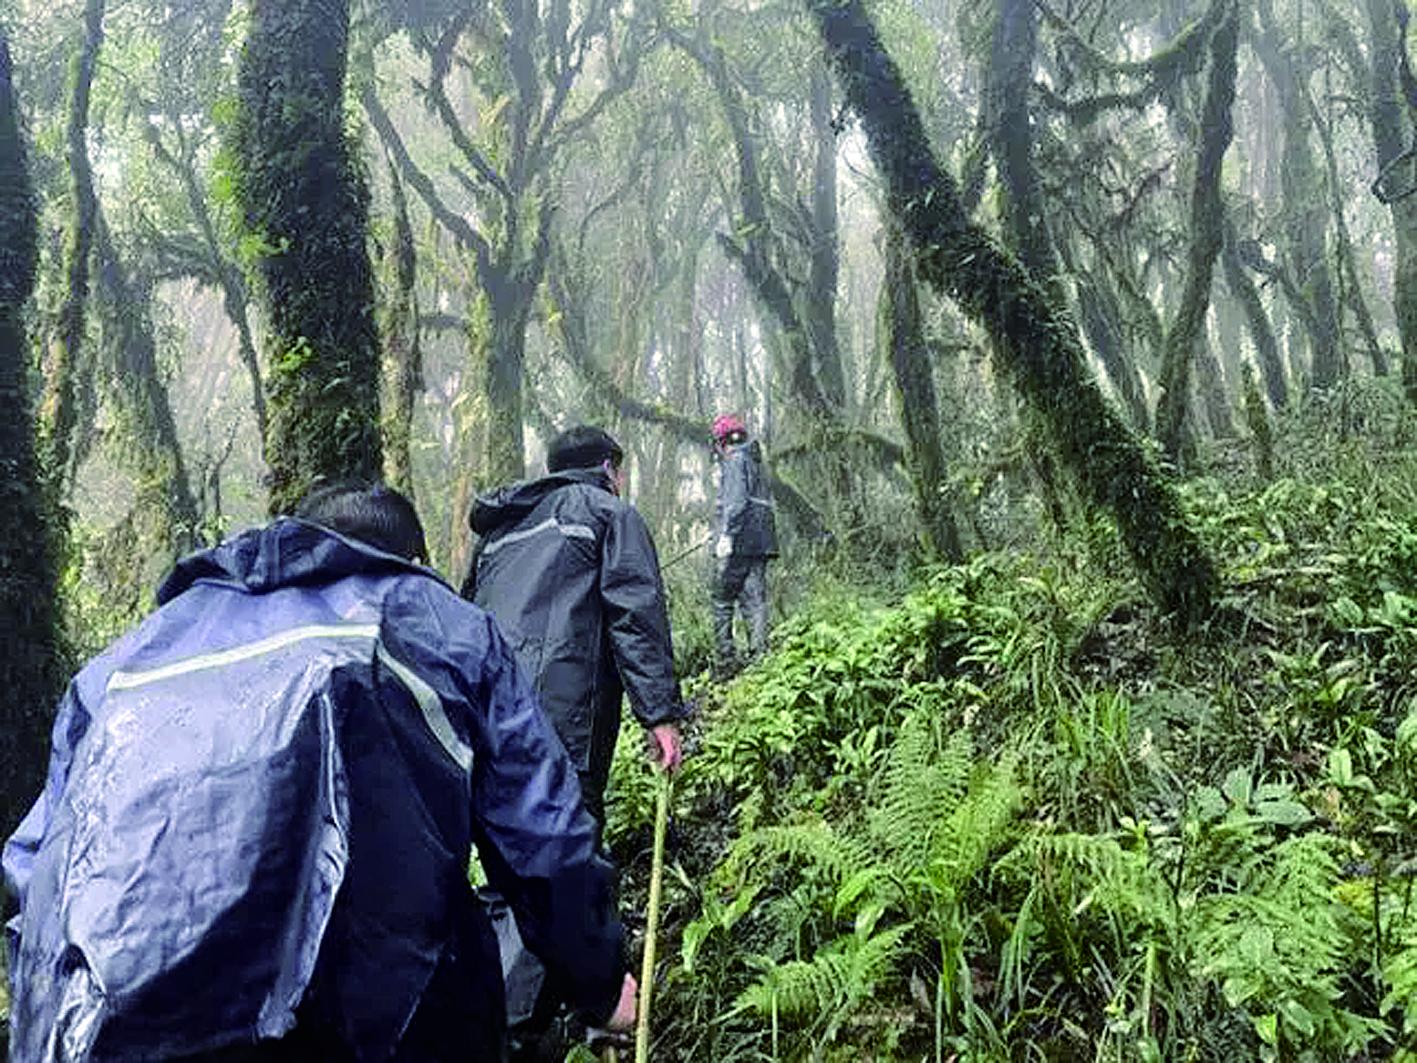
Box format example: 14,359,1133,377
471,468,613,536
156,518,429,605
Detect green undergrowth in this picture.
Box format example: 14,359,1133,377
606,452,1417,1061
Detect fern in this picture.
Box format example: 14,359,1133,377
736,922,913,1023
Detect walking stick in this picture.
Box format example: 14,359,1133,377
635,771,672,1063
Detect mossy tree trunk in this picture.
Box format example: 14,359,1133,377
1253,0,1344,391
234,0,381,514
92,211,199,558
1222,215,1288,408
0,26,64,841
37,0,103,494
1154,0,1238,465
378,156,422,501
807,64,848,411
1074,272,1151,430
807,0,1218,624
880,223,962,563
987,0,1056,292
1365,0,1417,403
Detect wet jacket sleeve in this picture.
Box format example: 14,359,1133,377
719,451,750,540
600,507,687,729
457,612,625,1023
3,683,92,954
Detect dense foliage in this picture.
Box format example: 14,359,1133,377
606,394,1417,1060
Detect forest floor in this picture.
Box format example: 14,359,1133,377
605,419,1417,1061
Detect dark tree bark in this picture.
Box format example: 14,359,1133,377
807,63,848,410
987,0,1057,291
379,156,422,501
38,0,103,493
674,30,832,417
881,223,962,562
1196,335,1236,439
1253,0,1344,390
1222,215,1288,408
233,0,381,514
0,26,64,842
1308,78,1387,378
1365,0,1417,401
1075,272,1151,429
807,0,1217,623
92,212,199,558
1154,0,1238,464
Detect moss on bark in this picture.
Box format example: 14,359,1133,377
233,0,381,514
807,0,1217,624
0,27,64,839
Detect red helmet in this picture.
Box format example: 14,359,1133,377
712,413,747,443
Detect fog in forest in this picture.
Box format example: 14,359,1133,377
6,0,1417,1057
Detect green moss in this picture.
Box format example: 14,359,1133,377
809,0,1218,625
231,0,381,513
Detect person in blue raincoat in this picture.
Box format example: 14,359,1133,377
3,482,635,1062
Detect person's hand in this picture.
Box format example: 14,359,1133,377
715,535,733,559
607,972,638,1031
649,723,683,773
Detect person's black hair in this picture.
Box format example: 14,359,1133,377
293,480,428,562
547,425,624,473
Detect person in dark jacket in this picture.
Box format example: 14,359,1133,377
711,414,778,670
462,425,687,822
3,482,635,1063
463,425,686,1060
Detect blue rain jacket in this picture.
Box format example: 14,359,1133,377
3,519,623,1062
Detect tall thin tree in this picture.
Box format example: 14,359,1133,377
0,27,64,840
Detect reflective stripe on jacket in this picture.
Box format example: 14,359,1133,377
463,468,686,805
3,519,621,1062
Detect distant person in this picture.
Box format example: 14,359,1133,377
711,414,778,671
463,425,686,1057
4,482,634,1062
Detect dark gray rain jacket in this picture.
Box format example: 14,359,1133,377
716,440,778,558
462,468,686,807
4,519,623,1062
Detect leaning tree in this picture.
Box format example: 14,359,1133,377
807,0,1218,624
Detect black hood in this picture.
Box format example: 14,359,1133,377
156,518,431,604
471,468,614,536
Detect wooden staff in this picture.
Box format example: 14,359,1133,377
635,772,672,1063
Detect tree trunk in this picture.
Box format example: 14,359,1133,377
881,223,962,562
1196,333,1236,439
379,156,422,500
1076,272,1151,430
142,119,267,447
808,0,1217,624
234,0,381,514
1365,0,1417,402
987,0,1058,291
1253,0,1344,390
0,26,64,841
1222,216,1288,407
807,63,848,410
93,212,199,559
38,0,103,493
1154,0,1238,464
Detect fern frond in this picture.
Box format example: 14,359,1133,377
735,923,913,1021
725,822,875,890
